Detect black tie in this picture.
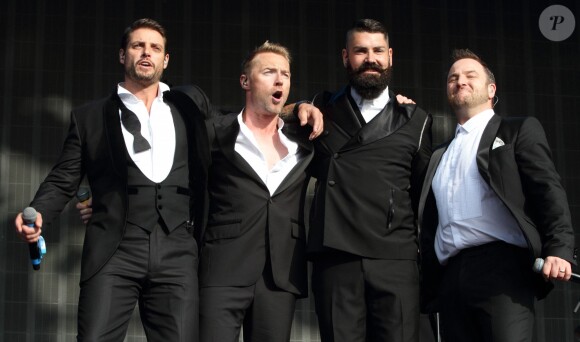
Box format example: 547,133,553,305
115,94,151,153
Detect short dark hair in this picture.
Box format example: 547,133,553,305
450,48,495,84
120,18,167,52
241,41,291,75
346,19,389,47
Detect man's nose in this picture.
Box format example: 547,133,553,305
457,74,469,85
141,45,151,57
365,52,377,64
275,73,284,85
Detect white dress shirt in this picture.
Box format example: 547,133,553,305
350,86,390,123
431,109,526,265
235,113,301,195
118,82,175,183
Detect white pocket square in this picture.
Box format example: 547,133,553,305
492,137,505,150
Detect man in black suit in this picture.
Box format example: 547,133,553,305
199,41,313,342
418,49,576,342
14,18,214,341
303,19,432,342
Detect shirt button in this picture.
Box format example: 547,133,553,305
333,153,339,159
328,180,336,186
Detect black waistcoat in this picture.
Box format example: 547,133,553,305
125,102,190,232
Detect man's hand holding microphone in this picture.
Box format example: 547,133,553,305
14,207,45,270
14,187,92,270
75,187,92,224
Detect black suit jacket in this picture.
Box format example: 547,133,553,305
30,85,213,282
307,87,432,260
418,114,576,310
199,113,313,297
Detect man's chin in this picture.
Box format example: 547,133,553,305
132,69,162,82
136,74,157,82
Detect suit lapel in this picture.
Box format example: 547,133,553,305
316,91,361,153
322,88,414,152
418,145,447,220
476,114,501,184
104,94,127,179
272,149,312,197
342,98,411,150
340,99,394,151
330,89,363,137
213,115,264,185
272,124,314,196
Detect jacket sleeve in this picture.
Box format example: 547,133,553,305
410,110,433,217
30,111,84,226
515,117,575,263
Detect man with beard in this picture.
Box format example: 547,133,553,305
303,19,432,342
418,49,575,342
13,18,213,341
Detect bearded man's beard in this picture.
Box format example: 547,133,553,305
347,61,392,99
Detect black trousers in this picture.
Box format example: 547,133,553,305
199,264,297,342
438,242,535,342
77,222,199,342
311,253,420,342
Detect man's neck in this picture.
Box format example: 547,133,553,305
243,109,280,135
455,103,492,125
121,79,160,113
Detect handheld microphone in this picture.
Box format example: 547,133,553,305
533,258,580,283
22,207,46,271
76,187,91,204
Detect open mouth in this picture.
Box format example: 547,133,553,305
272,91,283,101
138,60,153,68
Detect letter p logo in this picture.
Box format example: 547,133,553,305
550,15,565,30
540,5,575,41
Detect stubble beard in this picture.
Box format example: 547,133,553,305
126,62,163,86
448,87,489,110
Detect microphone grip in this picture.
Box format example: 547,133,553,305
22,207,45,271
76,187,91,205
25,222,41,270
533,258,580,284
29,242,41,270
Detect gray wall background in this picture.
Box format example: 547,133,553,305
1,0,579,341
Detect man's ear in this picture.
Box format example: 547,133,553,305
342,49,348,68
488,83,496,99
119,49,125,64
240,74,250,89
163,54,169,69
